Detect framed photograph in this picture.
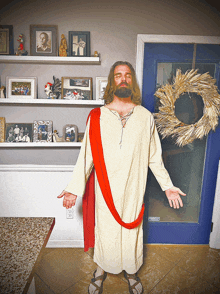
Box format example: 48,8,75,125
30,25,58,56
78,132,84,142
0,117,5,143
6,77,37,99
68,31,90,57
0,25,13,55
61,77,92,100
63,124,78,142
5,123,33,143
96,77,108,100
33,120,53,142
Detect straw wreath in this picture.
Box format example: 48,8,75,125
154,69,220,147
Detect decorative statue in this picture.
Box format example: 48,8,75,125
44,76,61,99
0,86,5,98
59,34,67,57
16,34,28,56
94,51,99,57
53,130,63,142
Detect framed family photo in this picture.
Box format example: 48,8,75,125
6,77,37,99
68,31,90,57
33,120,53,142
63,124,78,142
61,77,92,100
0,25,13,55
5,123,33,143
30,25,58,56
96,77,108,100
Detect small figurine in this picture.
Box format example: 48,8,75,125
0,86,5,98
16,34,28,56
59,34,67,57
44,76,61,99
94,51,99,57
53,130,63,142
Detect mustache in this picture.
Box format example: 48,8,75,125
119,81,129,87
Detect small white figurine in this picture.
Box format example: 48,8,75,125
53,130,63,142
0,86,5,98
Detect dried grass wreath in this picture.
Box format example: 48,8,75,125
154,69,220,147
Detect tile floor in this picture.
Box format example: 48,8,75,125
34,245,220,294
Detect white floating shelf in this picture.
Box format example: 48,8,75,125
0,55,101,65
0,142,82,148
0,98,105,106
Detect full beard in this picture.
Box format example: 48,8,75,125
114,83,132,98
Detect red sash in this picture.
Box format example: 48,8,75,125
82,107,145,251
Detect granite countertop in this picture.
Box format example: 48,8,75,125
0,217,55,294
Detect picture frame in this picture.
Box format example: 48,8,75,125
77,132,84,142
33,120,53,142
96,77,108,100
61,77,92,100
68,31,90,57
0,117,5,143
5,123,33,143
0,25,13,55
30,25,58,56
6,76,37,99
63,124,78,142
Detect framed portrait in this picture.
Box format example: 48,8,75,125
6,77,37,99
77,132,84,142
96,77,108,100
61,77,92,100
0,25,13,55
68,31,90,57
5,123,33,143
0,117,5,143
30,25,58,56
63,124,78,142
33,120,53,142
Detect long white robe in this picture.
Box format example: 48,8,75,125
65,105,173,274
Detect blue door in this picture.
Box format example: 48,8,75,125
142,43,220,244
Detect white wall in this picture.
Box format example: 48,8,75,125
0,165,84,247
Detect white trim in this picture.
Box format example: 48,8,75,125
0,55,100,65
0,142,82,148
136,34,220,91
0,164,75,172
0,97,104,106
46,239,84,248
210,161,220,249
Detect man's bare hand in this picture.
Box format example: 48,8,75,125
57,191,77,209
165,186,186,209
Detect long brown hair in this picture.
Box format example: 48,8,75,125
103,61,141,105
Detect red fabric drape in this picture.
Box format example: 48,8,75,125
83,108,145,252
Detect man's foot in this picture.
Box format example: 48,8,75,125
88,266,107,294
124,271,143,294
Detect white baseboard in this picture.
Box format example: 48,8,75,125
46,240,84,248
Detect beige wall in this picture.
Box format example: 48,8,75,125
0,0,220,165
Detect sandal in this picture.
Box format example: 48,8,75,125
88,269,107,294
124,271,144,294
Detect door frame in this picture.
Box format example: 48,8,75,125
135,34,220,247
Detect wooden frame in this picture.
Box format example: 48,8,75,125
0,25,13,55
61,77,92,100
96,77,107,100
5,123,33,142
63,124,78,142
6,76,37,99
33,120,53,142
30,25,58,56
0,117,5,142
68,31,90,57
